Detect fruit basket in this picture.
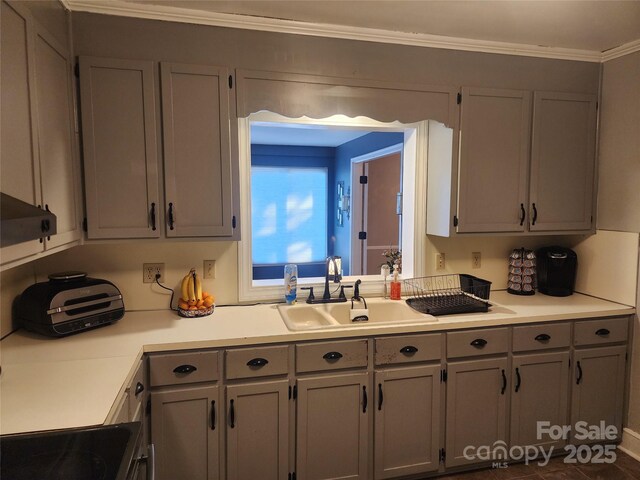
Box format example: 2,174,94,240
178,304,215,318
177,268,215,318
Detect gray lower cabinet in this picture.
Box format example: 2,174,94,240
151,385,220,480
445,357,508,468
296,373,369,480
226,380,289,480
570,345,627,443
374,365,441,479
510,352,569,450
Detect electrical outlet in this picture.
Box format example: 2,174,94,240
436,253,446,271
204,260,216,279
472,252,481,269
143,263,165,283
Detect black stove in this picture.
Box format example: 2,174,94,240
1,422,140,480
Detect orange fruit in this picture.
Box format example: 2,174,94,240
196,299,204,308
202,291,211,299
178,300,189,310
188,306,198,311
203,296,214,307
198,305,207,310
187,299,197,306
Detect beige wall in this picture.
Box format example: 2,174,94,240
596,51,640,434
32,241,239,311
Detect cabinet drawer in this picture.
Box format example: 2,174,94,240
226,345,289,379
149,350,219,387
447,328,509,358
574,317,628,346
512,323,570,352
296,339,368,373
127,360,145,420
375,334,442,365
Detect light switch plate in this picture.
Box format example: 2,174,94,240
472,252,481,269
204,260,216,279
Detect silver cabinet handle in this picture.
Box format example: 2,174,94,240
147,443,155,480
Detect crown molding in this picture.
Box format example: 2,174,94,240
65,0,636,63
601,39,640,62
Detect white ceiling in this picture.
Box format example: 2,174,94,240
122,0,640,53
251,123,369,147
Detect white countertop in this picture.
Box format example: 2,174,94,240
0,291,634,435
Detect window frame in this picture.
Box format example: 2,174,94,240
238,112,429,302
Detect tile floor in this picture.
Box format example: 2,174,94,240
434,450,640,480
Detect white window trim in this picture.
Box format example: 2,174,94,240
238,112,430,303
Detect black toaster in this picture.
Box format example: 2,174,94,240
14,271,125,337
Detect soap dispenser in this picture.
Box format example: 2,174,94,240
390,265,402,300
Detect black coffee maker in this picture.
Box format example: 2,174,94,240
536,246,577,296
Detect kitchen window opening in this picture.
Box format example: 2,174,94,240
238,112,446,302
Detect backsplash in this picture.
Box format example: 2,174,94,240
1,230,636,338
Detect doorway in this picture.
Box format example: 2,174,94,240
351,145,403,275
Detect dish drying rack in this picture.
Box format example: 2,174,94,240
404,274,492,315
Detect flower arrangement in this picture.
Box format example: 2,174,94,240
381,248,402,273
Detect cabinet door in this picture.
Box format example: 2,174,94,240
151,385,219,480
510,352,569,450
161,63,233,237
457,87,531,233
1,1,44,262
445,357,508,468
79,56,160,239
374,365,441,479
33,24,81,249
226,380,289,480
529,92,596,231
571,346,626,443
296,373,369,480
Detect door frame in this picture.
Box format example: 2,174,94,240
350,143,403,276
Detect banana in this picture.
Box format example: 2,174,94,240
194,271,203,301
187,270,196,303
180,273,191,301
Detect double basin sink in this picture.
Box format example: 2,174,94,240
278,297,437,331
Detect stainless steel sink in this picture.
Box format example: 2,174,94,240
278,298,437,331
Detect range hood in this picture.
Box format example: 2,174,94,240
0,193,56,247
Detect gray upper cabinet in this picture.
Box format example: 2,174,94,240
1,1,43,263
457,87,531,233
529,92,597,232
80,56,160,239
428,87,597,236
33,24,81,249
1,1,80,268
161,63,233,237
